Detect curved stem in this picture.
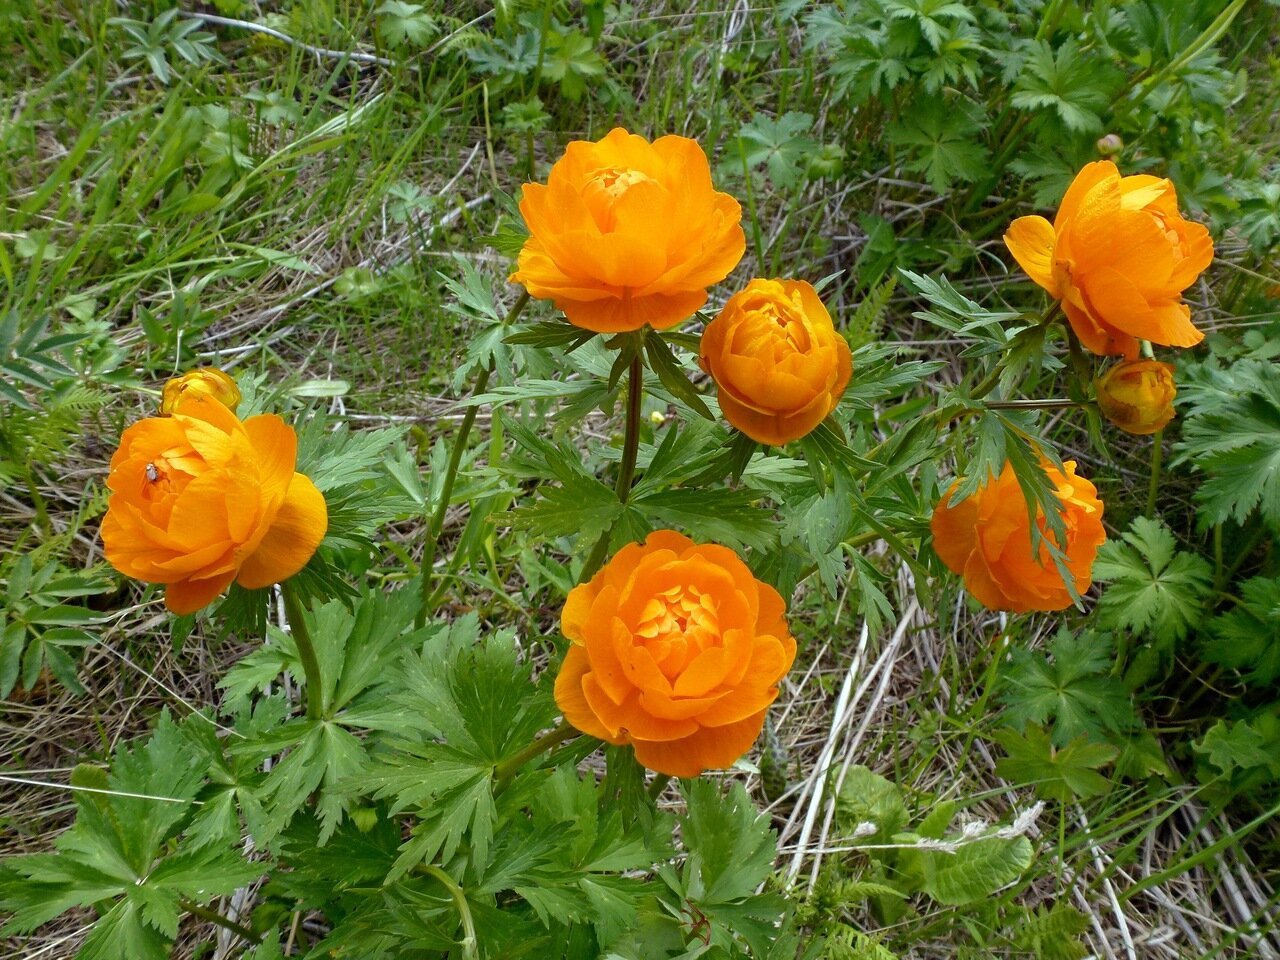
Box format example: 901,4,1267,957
281,580,324,720
421,865,478,960
417,292,529,627
493,720,576,786
179,898,262,945
579,349,644,584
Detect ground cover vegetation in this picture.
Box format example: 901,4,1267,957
1,1,1278,958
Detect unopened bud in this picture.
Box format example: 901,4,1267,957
161,367,242,415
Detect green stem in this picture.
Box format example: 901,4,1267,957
1146,429,1163,517
179,898,262,945
493,720,576,785
579,350,644,584
421,865,478,960
417,292,529,627
281,580,324,721
984,398,1083,411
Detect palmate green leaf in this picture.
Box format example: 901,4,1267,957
999,629,1137,747
1010,38,1122,134
505,471,623,544
994,725,1117,802
731,111,819,189
1175,359,1280,528
898,270,1021,347
1093,516,1213,643
1193,719,1278,779
885,96,989,193
375,0,438,49
1202,576,1280,685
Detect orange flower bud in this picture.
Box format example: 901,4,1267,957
509,128,745,334
101,399,327,614
930,460,1106,613
161,367,242,415
1004,161,1213,358
698,278,852,446
1095,358,1176,435
554,530,796,777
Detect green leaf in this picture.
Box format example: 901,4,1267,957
1093,517,1214,643
731,112,819,189
1011,39,1121,134
911,835,1033,905
1202,576,1280,685
1175,359,1280,528
994,726,1117,802
644,332,712,420
885,96,988,193
375,1,437,49
999,629,1137,747
1193,719,1279,778
678,780,778,905
833,766,908,844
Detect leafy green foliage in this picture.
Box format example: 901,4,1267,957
1093,517,1214,643
1175,359,1280,529
1011,39,1123,134
375,1,438,49
999,629,1138,747
1009,904,1090,960
0,714,261,959
887,97,989,192
109,9,224,86
0,556,110,697
1201,576,1280,685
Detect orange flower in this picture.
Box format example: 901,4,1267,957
554,530,796,777
509,127,745,334
1095,358,1176,435
1004,160,1213,358
160,367,242,415
699,278,852,445
930,460,1105,613
101,397,327,614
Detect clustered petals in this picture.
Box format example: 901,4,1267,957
1095,358,1177,435
509,127,745,333
101,393,327,614
1004,160,1213,358
554,530,796,777
930,460,1106,613
699,278,853,446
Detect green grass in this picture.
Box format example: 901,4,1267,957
2,1,1279,957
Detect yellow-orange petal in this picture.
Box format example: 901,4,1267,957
236,472,327,589
631,708,768,778
1004,216,1060,296
554,645,621,743
165,571,236,615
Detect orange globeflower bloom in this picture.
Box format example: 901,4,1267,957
510,127,745,334
1004,160,1213,358
930,460,1105,613
101,397,327,615
160,367,242,415
1095,358,1177,435
554,530,796,778
699,278,852,446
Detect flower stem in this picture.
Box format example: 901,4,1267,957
179,898,262,945
1146,429,1163,517
493,720,577,786
417,292,529,627
421,865,478,960
281,580,324,721
579,349,644,584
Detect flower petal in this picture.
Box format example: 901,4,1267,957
235,472,327,590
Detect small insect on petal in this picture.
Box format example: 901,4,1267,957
145,462,159,482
